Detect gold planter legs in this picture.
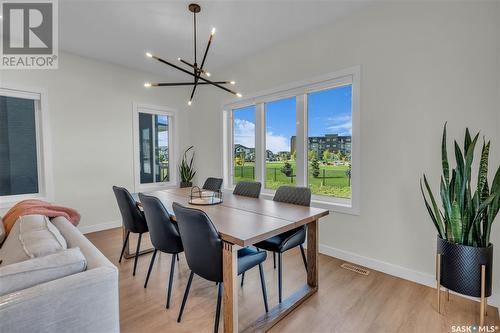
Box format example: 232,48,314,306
480,264,486,326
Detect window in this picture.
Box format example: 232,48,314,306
0,87,52,207
223,67,360,214
265,97,296,189
308,85,352,199
133,104,176,190
232,105,256,183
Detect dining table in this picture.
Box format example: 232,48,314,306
132,187,329,333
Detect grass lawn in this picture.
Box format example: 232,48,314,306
233,161,351,198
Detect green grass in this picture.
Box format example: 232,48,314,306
233,161,351,198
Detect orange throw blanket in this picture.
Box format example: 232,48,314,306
2,200,81,236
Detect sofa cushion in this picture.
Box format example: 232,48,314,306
0,247,87,296
0,215,67,266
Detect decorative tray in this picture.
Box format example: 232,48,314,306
188,186,223,205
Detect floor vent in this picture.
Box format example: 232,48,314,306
341,263,370,276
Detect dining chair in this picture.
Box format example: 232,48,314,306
172,202,269,333
112,186,149,276
233,181,262,286
254,186,310,303
202,177,223,192
233,181,262,198
139,193,184,309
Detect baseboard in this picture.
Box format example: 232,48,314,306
78,220,122,234
318,243,499,308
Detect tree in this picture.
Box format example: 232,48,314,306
291,150,296,161
346,163,351,186
308,150,316,161
322,149,332,162
281,161,293,177
311,158,320,178
234,153,245,166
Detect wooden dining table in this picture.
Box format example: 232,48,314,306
134,187,329,333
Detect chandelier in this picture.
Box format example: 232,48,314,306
144,3,241,106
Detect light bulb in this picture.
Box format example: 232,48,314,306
230,81,236,85
145,52,153,58
211,27,216,35
236,93,242,98
206,72,211,77
144,82,152,87
177,57,181,61
188,100,192,106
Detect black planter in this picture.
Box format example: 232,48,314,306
180,182,192,188
437,236,493,297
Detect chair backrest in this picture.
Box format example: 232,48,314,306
112,186,148,234
172,202,223,282
273,186,311,206
138,193,183,254
202,177,223,192
233,181,262,198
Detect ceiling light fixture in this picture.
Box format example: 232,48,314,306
144,3,241,105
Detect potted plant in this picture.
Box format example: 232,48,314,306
179,146,196,188
421,124,500,324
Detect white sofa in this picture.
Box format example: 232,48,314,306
0,217,120,333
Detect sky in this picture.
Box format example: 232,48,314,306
233,84,352,153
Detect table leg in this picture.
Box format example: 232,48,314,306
223,241,238,333
307,219,319,288
122,226,154,259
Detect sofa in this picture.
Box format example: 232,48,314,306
0,216,120,333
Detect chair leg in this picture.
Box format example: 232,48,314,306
119,231,130,263
258,263,269,312
177,253,180,262
299,244,307,271
278,252,283,303
241,272,245,287
273,252,276,269
166,253,176,309
144,249,158,288
177,271,194,322
133,233,143,276
214,282,223,333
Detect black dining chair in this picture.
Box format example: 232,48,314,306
254,186,311,303
139,193,184,309
172,202,269,333
233,181,262,198
202,177,223,192
112,186,149,276
233,181,262,286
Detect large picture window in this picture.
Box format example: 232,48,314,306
0,87,52,208
232,105,256,183
224,67,360,214
133,104,176,190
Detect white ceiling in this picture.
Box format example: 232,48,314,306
60,1,367,80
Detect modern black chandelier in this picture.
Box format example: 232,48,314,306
144,3,241,106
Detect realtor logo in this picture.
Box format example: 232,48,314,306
1,0,58,69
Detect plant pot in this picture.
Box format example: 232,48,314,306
180,182,192,188
437,236,493,297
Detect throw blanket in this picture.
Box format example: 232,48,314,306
2,200,81,236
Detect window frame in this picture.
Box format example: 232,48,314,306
0,85,53,209
222,66,360,215
132,103,178,192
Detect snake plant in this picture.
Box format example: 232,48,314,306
421,123,500,247
179,146,196,184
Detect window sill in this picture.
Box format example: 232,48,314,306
0,193,53,211
223,187,359,216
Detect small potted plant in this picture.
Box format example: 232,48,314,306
421,124,499,324
179,146,196,188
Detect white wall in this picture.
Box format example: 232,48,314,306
189,2,500,304
0,52,191,231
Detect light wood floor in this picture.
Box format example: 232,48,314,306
87,228,500,333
